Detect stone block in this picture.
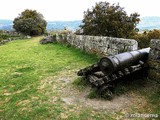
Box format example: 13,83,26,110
149,39,160,60
148,39,160,81
40,36,54,44
150,39,160,50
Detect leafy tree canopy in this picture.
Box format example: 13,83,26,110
78,2,140,38
13,9,47,36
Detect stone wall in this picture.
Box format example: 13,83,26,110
55,34,138,55
0,36,31,46
51,34,160,80
148,39,160,81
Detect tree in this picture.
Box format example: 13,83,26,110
78,2,140,38
13,9,47,36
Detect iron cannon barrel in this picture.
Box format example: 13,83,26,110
99,48,150,75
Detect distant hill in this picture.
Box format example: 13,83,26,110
0,20,82,31
47,20,81,31
1,16,160,31
0,20,13,30
137,16,160,30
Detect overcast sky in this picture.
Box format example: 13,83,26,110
0,0,160,21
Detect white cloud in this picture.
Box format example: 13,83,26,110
0,0,160,21
107,0,160,17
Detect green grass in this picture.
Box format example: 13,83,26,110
0,37,159,120
72,77,90,91
0,37,109,120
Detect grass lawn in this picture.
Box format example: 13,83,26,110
0,37,159,120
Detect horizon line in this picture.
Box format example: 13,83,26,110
1,16,160,21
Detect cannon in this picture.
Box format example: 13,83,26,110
77,48,150,99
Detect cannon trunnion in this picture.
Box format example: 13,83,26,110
77,48,150,99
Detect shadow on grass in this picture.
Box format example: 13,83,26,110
72,68,159,99
73,68,160,114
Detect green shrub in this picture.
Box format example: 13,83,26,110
0,34,10,40
131,29,160,48
131,33,149,48
0,38,3,42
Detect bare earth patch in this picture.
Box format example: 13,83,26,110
39,69,148,113
61,84,147,112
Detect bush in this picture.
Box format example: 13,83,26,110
131,33,149,48
0,38,3,42
148,29,160,39
0,34,10,40
131,29,160,48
